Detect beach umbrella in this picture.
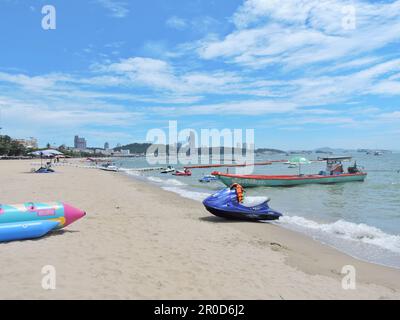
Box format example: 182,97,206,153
30,149,63,157
289,156,311,175
29,149,64,167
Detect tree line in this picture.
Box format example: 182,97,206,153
0,135,27,156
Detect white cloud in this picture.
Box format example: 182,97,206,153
316,56,384,74
1,53,397,122
0,95,143,132
0,72,70,91
97,57,182,92
371,81,400,95
93,56,275,97
95,0,129,18
166,16,187,30
197,0,400,70
166,15,221,34
1,50,398,121
151,100,297,116
102,57,170,74
378,111,400,120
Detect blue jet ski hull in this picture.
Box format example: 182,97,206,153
202,188,282,221
204,206,281,221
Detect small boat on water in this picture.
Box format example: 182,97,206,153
173,169,192,176
212,157,367,187
199,175,218,183
203,184,282,221
99,163,119,172
183,161,273,169
161,166,175,174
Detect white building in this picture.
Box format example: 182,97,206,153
16,137,38,149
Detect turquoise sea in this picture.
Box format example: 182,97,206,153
114,152,400,268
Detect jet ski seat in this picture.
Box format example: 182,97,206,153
241,196,270,207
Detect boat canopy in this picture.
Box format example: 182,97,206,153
320,156,353,174
318,156,352,161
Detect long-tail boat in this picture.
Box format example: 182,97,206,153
212,157,367,187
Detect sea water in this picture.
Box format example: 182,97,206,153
116,152,400,268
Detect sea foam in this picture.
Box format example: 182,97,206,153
278,215,400,255
146,176,187,186
147,176,164,183
162,186,211,202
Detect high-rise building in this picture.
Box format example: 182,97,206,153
74,135,87,150
104,142,110,150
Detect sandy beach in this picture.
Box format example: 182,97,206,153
0,159,399,299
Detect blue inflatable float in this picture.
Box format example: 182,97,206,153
0,202,86,242
0,220,59,242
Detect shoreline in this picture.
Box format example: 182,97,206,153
137,174,400,291
0,160,399,299
135,168,400,271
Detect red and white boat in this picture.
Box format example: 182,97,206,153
173,169,192,176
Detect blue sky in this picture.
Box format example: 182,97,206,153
0,0,399,149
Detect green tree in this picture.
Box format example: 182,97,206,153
0,135,27,156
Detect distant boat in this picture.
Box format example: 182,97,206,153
99,163,119,172
161,166,175,173
287,156,311,170
199,175,218,183
172,169,192,176
212,157,366,187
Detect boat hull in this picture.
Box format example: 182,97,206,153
214,172,367,187
173,171,192,176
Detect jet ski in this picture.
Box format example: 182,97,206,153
199,175,218,183
173,169,192,176
202,184,282,221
